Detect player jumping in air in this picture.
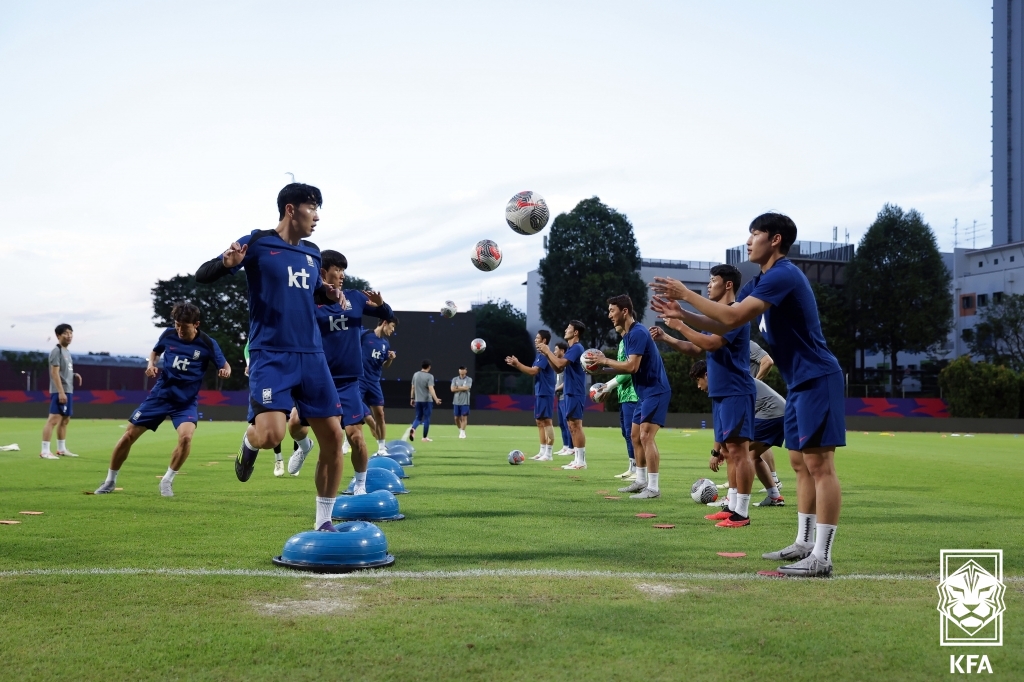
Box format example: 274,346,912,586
505,329,556,460
651,212,844,577
196,183,346,531
94,302,230,497
536,321,588,470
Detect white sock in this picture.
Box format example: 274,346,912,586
41,441,51,454
299,437,312,453
771,471,780,484
636,467,648,486
629,460,636,472
647,472,660,492
767,486,780,499
377,439,386,450
315,497,335,528
274,449,283,462
796,512,817,547
354,471,367,485
576,447,586,464
727,488,737,511
105,469,118,484
243,435,255,451
735,493,751,518
813,523,837,562
57,439,66,452
162,467,177,482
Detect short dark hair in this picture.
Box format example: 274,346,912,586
277,183,323,220
421,360,431,369
458,365,466,370
537,329,552,343
54,323,73,336
567,320,587,337
606,294,635,316
689,359,708,380
171,301,201,325
378,315,398,327
321,250,347,271
555,341,568,351
709,264,742,293
749,212,797,255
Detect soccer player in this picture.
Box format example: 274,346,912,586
552,343,573,455
361,316,397,455
593,321,640,480
650,264,756,525
41,323,82,459
651,212,844,577
749,341,782,492
93,302,230,496
195,183,346,531
598,295,670,499
536,322,587,469
408,361,442,442
450,366,473,438
285,250,393,497
505,330,556,460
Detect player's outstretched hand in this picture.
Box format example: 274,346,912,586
222,242,247,268
504,356,518,367
650,295,685,320
650,276,690,300
362,290,384,307
649,325,666,342
387,351,396,361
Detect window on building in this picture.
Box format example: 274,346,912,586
994,292,1004,304
978,261,983,267
978,294,988,307
962,296,974,309
994,258,999,265
1011,256,1016,262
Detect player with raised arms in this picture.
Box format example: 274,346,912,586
94,302,230,497
536,321,588,469
651,264,756,525
361,316,397,455
596,295,671,499
195,183,346,531
651,212,844,577
286,250,393,496
505,329,556,460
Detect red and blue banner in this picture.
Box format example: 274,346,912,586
844,398,949,418
473,395,604,412
0,390,250,406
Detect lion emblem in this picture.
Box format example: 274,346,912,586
936,559,1006,636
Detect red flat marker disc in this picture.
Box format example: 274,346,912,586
635,513,657,519
717,552,746,558
757,570,786,578
114,487,123,491
604,496,621,500
0,520,21,525
652,524,675,529
19,511,43,515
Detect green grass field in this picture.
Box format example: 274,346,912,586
0,417,1021,681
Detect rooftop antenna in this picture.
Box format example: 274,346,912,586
285,172,295,183
953,218,958,250
832,226,838,243
844,228,849,245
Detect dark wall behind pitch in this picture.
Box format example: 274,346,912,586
366,310,476,386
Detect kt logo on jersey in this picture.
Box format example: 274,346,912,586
937,549,1005,646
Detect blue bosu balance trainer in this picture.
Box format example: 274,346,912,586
332,490,404,522
384,448,412,467
367,455,407,478
386,440,414,456
342,468,408,495
272,521,395,572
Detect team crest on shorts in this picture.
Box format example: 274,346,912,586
937,549,1005,646
262,388,272,404
133,411,142,421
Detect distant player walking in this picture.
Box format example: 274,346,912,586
94,302,230,496
408,361,442,442
505,330,556,460
450,366,473,438
41,323,82,459
537,321,588,470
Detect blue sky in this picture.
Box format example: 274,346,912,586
0,1,993,355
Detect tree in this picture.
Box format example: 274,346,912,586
473,299,534,376
151,272,249,390
811,283,855,374
962,293,1024,372
846,204,953,388
538,197,648,348
344,275,371,292
938,357,1020,418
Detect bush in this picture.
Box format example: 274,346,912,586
661,350,712,414
938,357,1021,419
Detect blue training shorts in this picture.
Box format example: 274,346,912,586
632,391,670,427
534,394,554,421
248,350,341,421
754,416,785,447
453,404,470,417
49,393,73,417
360,379,385,408
711,394,754,442
562,394,585,421
784,371,846,450
335,378,366,427
130,394,198,432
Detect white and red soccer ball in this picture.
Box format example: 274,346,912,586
441,301,457,318
589,382,606,403
471,239,502,271
505,191,550,236
508,449,525,465
580,348,606,374
470,338,487,354
690,478,719,504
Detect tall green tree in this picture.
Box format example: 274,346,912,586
846,204,953,387
811,283,855,374
151,272,249,390
961,293,1024,372
473,299,534,374
538,197,647,348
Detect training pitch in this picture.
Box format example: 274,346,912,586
0,418,1021,680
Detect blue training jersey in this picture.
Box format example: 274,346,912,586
737,258,841,388
533,352,555,397
562,343,586,397
316,290,393,381
622,323,671,398
361,328,392,384
226,230,326,353
704,323,756,398
150,328,226,405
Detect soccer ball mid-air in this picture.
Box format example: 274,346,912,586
580,348,606,374
589,382,606,403
441,301,457,318
471,338,487,354
505,191,550,235
508,449,525,465
471,239,502,271
690,478,719,504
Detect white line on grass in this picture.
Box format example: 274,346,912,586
2,567,1020,582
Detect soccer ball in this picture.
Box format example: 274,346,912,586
589,382,606,403
471,239,502,271
508,449,525,465
471,338,487,354
580,348,606,374
690,478,719,504
441,301,457,318
505,191,550,235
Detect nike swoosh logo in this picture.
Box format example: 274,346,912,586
799,435,810,444
269,251,281,255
